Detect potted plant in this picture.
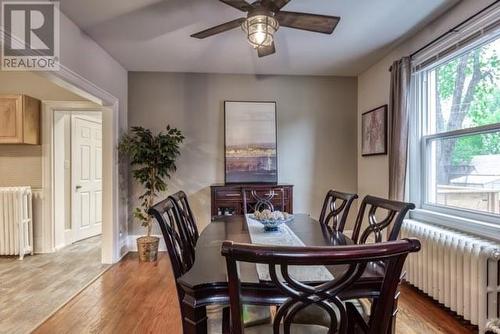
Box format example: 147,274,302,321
118,126,184,262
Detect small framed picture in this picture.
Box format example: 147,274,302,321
361,105,387,156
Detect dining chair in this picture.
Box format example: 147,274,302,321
351,195,416,244
150,197,271,333
221,239,421,334
348,195,416,328
148,197,195,325
242,187,285,214
318,190,358,232
169,190,199,260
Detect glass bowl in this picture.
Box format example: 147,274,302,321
250,214,294,232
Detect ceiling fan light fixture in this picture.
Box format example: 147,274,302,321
241,13,279,48
191,0,341,58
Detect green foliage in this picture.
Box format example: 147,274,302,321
436,58,459,100
469,86,500,127
118,126,184,235
436,41,500,166
451,133,500,165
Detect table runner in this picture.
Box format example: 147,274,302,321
246,215,334,282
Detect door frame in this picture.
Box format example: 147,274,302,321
42,101,118,263
71,114,103,242
40,65,121,264
53,110,73,249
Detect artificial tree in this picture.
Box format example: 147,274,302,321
118,125,184,260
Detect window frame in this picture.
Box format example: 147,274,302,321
409,31,500,237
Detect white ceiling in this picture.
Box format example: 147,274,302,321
60,0,459,76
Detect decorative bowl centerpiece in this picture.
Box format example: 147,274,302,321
250,209,294,232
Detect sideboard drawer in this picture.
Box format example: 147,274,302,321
215,190,242,201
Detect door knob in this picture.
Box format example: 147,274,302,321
76,185,82,190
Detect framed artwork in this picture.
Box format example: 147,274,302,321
224,101,277,184
361,105,388,156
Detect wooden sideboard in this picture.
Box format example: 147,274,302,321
210,183,293,220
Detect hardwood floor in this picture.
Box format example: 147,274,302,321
34,252,182,334
398,284,476,334
0,236,108,334
35,253,476,334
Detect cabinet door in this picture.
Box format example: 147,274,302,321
22,95,41,144
0,95,23,143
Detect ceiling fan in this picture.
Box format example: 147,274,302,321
191,0,340,57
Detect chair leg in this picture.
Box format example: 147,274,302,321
370,297,378,317
222,306,230,334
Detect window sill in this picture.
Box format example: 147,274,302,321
410,209,500,243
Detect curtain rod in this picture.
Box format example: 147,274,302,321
409,1,498,59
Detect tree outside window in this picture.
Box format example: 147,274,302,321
424,36,500,215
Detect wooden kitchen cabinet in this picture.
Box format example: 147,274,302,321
0,95,41,144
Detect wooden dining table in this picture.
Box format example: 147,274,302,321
177,214,385,334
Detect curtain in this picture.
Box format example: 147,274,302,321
389,57,411,201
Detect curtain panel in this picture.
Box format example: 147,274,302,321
388,57,411,201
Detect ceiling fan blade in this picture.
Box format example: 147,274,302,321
275,11,340,34
262,0,291,11
191,18,246,39
257,42,276,57
219,0,253,12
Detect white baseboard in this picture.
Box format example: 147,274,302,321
127,235,167,252
64,229,73,246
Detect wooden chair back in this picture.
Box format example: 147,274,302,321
242,187,285,214
170,190,199,256
319,190,358,232
351,195,415,244
222,239,421,334
148,198,194,308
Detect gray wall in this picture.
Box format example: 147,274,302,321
128,72,357,234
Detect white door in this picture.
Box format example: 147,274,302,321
72,115,102,241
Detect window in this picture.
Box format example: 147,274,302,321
412,33,500,221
